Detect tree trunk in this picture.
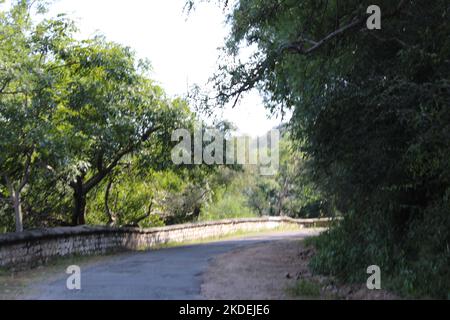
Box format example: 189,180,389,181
12,190,23,233
68,126,161,226
277,177,289,216
277,198,284,216
4,152,32,232
104,179,117,226
4,176,24,233
72,176,86,226
192,206,201,221
73,192,86,226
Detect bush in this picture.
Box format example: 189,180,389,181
201,190,257,221
287,279,321,298
310,203,450,299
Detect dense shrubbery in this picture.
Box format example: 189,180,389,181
196,0,450,298
311,204,450,298
303,1,450,298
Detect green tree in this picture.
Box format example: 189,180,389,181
0,1,72,231
46,35,192,226
245,131,326,218
190,0,450,297
0,1,193,230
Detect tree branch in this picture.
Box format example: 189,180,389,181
0,78,11,94
104,178,115,225
217,0,410,106
280,17,363,55
83,125,161,193
18,150,33,193
129,198,154,226
280,0,408,56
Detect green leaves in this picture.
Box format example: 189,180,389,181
191,0,450,298
0,1,196,229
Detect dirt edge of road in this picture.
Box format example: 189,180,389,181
201,232,399,300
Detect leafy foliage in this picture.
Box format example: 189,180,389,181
195,0,450,298
201,167,257,220
0,1,215,230
244,131,329,218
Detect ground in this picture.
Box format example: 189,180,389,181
202,234,398,300
0,228,397,300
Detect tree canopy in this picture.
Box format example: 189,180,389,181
189,0,450,298
0,1,195,230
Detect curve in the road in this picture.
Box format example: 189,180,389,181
27,231,318,300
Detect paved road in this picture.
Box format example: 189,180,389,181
26,230,318,300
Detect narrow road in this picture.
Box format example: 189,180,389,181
26,230,320,300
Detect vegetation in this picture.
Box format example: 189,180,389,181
287,279,321,299
0,1,320,233
200,130,331,221
245,131,330,218
0,1,213,230
1,0,449,299
189,0,450,298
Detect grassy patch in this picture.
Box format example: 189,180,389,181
303,235,320,247
287,279,321,298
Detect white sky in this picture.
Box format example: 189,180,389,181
43,0,288,137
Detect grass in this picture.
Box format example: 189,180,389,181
286,235,339,300
303,235,320,247
287,279,322,299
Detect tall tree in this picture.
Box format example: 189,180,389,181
190,0,450,297
48,41,191,225
0,1,71,231
0,1,193,229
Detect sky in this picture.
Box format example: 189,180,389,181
43,0,289,137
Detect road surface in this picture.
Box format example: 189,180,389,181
25,230,320,300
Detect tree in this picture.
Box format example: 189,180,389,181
49,41,192,225
0,1,194,229
0,1,72,231
244,131,326,218
189,0,450,297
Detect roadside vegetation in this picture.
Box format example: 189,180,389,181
1,0,449,299
0,1,327,234
287,280,321,299
188,0,450,299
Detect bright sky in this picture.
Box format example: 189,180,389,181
44,0,288,137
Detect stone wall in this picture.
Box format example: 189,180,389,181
0,217,332,270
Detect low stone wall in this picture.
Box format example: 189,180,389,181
0,217,332,270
